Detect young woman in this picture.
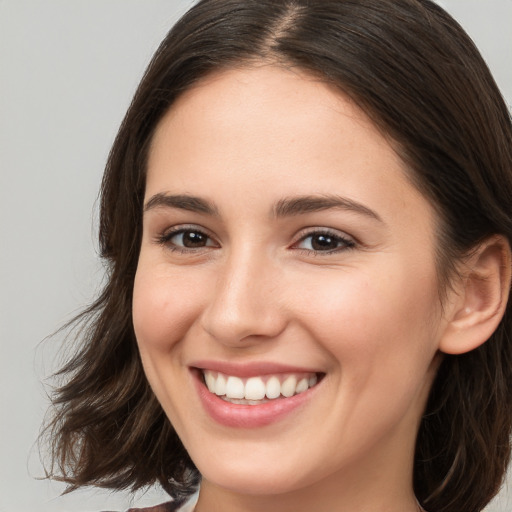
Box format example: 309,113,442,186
45,1,512,511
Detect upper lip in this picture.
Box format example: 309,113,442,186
190,360,322,378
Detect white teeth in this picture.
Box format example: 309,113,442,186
245,377,266,400
265,376,281,399
205,371,216,392
281,375,297,397
223,398,267,406
296,377,309,394
226,376,245,399
203,370,320,402
214,373,226,396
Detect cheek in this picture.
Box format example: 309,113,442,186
292,261,440,371
296,268,440,441
132,265,203,354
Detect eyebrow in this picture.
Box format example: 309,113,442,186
273,194,382,222
144,192,382,223
144,193,219,216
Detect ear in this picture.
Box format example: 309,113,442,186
439,235,512,355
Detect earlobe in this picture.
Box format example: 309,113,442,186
439,235,512,355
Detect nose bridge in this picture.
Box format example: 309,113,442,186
201,244,285,345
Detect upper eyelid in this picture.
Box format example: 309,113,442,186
293,226,355,243
291,227,358,253
160,225,352,238
161,224,213,237
154,224,356,248
156,224,218,246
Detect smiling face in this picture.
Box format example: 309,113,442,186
133,65,447,510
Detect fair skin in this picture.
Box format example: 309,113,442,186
132,65,509,512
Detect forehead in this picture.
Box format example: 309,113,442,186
149,66,399,177
145,65,433,229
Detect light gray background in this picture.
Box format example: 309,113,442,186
1,1,511,511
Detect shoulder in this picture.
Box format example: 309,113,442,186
126,502,180,512
120,490,198,512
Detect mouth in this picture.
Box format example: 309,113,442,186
202,370,321,405
191,362,325,427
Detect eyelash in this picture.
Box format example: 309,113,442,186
155,225,216,253
293,229,356,254
155,226,356,255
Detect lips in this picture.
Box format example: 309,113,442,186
191,362,323,427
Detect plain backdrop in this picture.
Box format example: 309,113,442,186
1,1,511,511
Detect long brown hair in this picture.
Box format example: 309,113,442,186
44,1,512,511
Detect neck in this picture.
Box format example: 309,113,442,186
193,389,429,512
194,461,420,512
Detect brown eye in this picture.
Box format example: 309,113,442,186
162,228,216,250
180,230,209,247
295,230,355,253
309,234,339,251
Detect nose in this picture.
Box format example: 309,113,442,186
200,248,287,347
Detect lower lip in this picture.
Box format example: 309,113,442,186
193,371,319,428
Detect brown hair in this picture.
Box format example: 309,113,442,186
44,1,512,511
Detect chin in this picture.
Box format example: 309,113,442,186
201,464,307,496
189,441,332,497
